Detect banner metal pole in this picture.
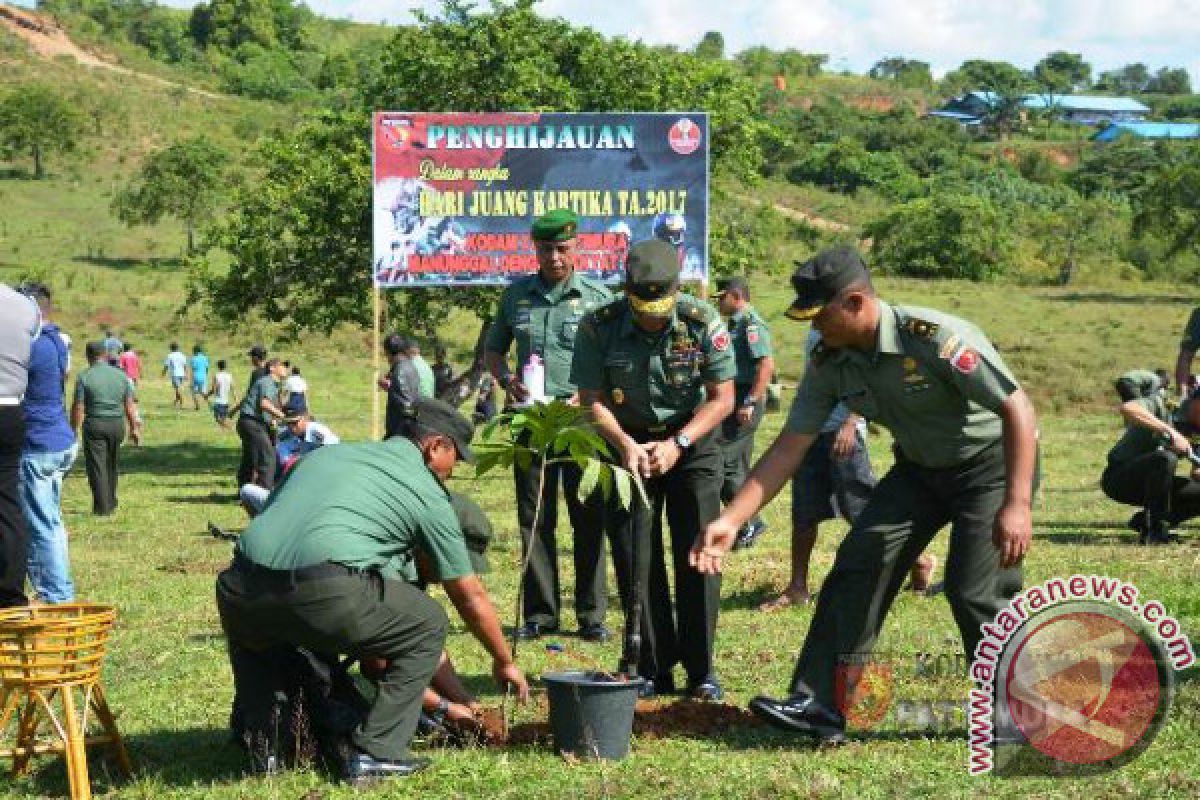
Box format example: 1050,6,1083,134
372,286,381,439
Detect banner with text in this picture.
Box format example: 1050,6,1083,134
372,111,709,288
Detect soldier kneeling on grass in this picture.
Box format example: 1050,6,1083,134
215,397,528,785
1101,387,1200,544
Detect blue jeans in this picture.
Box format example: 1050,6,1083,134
19,445,78,603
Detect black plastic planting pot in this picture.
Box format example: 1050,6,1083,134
542,670,645,760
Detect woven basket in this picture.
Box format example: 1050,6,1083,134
0,604,117,688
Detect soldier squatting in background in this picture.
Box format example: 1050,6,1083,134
1102,368,1200,544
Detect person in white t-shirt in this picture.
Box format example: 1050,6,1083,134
208,359,236,429
283,365,308,415
162,343,189,409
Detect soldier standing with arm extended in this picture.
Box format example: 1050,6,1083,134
572,239,736,700
690,247,1037,740
483,209,614,642
714,276,775,549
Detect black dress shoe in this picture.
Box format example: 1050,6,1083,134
514,621,558,641
637,673,677,699
688,677,724,703
577,622,612,643
733,519,768,550
1141,516,1177,545
344,751,431,785
749,691,846,743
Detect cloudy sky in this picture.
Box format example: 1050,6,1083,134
23,0,1200,82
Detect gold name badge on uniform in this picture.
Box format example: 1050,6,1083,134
612,388,625,405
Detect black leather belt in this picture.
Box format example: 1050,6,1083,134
232,552,362,584
626,419,688,442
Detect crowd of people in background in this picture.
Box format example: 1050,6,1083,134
0,288,353,607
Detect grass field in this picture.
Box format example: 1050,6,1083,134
0,262,1195,800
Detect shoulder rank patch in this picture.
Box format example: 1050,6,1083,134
904,318,939,339
938,334,961,360
678,300,711,326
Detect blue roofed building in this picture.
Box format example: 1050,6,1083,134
1092,122,1200,142
929,92,1150,127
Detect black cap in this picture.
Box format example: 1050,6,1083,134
787,246,870,321
248,344,267,358
715,275,750,298
413,396,475,463
624,239,680,315
447,491,492,574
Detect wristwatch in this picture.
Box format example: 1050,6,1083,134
430,696,450,725
673,432,692,451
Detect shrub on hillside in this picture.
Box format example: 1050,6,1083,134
787,139,922,199
709,193,820,277
217,44,311,101
1070,138,1164,198
867,193,1017,280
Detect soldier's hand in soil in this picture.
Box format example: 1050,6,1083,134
495,660,530,703
446,701,482,726
690,516,739,575
992,500,1032,568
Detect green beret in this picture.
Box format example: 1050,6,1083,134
531,208,580,242
447,491,493,574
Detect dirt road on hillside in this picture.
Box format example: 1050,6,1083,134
0,3,225,100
